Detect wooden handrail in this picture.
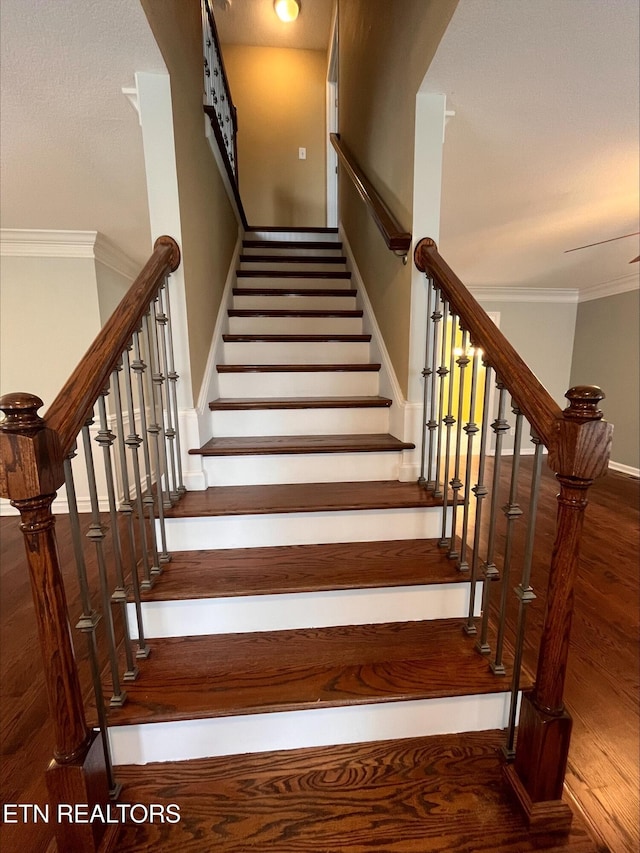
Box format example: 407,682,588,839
45,235,180,461
414,237,562,449
331,133,412,256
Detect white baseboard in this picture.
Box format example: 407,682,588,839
609,460,640,478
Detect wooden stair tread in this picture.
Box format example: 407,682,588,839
216,363,380,373
243,240,342,249
138,539,469,601
237,269,351,279
247,226,339,233
106,620,525,726
222,333,372,342
228,308,362,317
112,731,597,853
190,434,415,456
164,481,443,518
209,396,392,411
233,287,357,297
239,253,347,264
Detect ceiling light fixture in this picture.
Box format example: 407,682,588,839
274,0,300,23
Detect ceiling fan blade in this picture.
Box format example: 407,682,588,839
564,230,640,253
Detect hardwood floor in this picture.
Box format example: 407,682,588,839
0,467,637,852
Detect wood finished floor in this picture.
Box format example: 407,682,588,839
0,467,637,852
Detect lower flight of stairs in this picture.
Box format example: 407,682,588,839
110,228,525,769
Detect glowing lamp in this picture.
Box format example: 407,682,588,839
274,0,300,22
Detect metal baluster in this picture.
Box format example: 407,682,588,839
81,419,126,707
131,329,163,579
142,311,171,563
418,277,434,488
464,360,493,636
425,287,442,491
154,288,178,502
433,299,450,498
96,391,138,682
148,302,173,511
439,312,458,546
476,380,509,655
504,430,543,758
490,403,524,676
448,329,470,560
124,343,157,589
160,280,186,496
64,450,121,798
111,362,150,658
458,346,481,573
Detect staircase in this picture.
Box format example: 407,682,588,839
107,228,524,766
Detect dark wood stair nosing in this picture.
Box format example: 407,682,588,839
239,254,347,264
222,334,372,343
190,434,415,457
236,270,351,279
243,240,343,250
215,363,381,373
209,396,393,411
233,287,357,297
228,309,363,318
247,226,339,234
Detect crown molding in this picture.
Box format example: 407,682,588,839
578,271,639,303
0,229,139,280
469,286,579,304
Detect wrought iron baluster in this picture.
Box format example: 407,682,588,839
504,430,543,758
433,298,450,498
147,303,172,512
425,287,442,491
448,329,470,560
476,380,509,655
81,420,126,707
439,312,458,546
491,403,524,676
63,450,120,798
464,360,493,636
418,277,434,488
160,280,186,496
142,311,171,565
111,362,149,658
131,329,163,579
96,392,137,682
458,345,481,572
154,288,178,502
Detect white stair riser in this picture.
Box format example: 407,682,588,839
239,261,346,272
162,506,448,551
243,246,343,258
202,451,405,486
236,275,352,289
233,294,357,311
109,693,516,765
228,316,363,335
218,371,378,397
128,583,482,639
210,406,389,437
246,231,340,242
222,341,371,365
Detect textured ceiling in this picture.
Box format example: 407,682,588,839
0,0,166,264
422,0,639,293
214,0,333,51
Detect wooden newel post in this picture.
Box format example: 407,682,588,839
0,393,112,853
504,386,613,832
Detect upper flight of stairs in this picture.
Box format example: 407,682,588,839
110,228,523,768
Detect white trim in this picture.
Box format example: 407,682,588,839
578,272,639,303
121,86,141,124
609,460,640,478
0,229,139,280
470,286,579,304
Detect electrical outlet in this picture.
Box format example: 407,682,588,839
298,147,307,160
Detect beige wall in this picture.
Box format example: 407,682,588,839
570,289,639,469
339,0,457,396
141,0,238,399
223,45,327,227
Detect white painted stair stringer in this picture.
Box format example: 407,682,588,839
109,692,514,765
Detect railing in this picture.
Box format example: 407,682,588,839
201,0,248,229
414,237,613,832
0,236,183,853
330,133,412,260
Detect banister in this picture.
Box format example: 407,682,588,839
414,237,562,449
44,235,180,462
331,133,412,257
